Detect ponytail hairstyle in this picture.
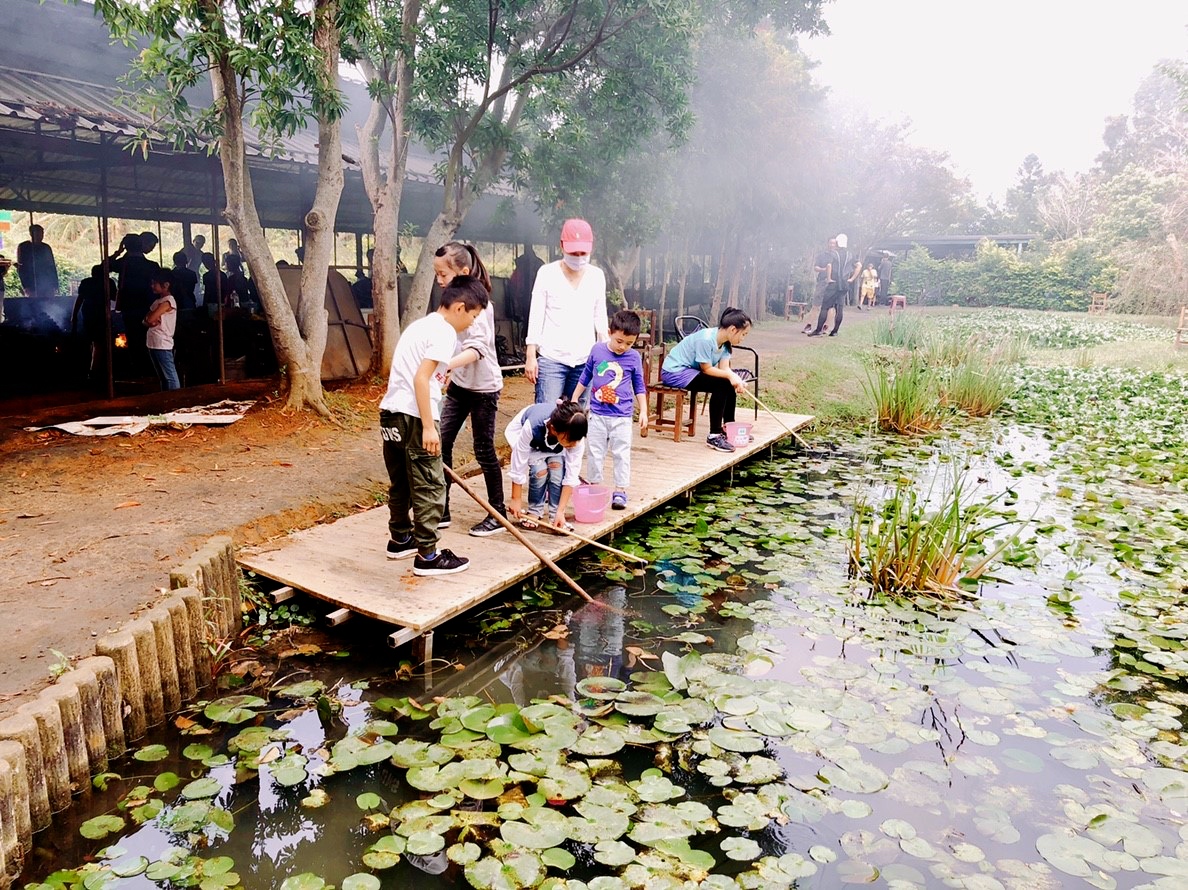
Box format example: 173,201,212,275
547,399,588,442
434,241,491,293
719,306,751,331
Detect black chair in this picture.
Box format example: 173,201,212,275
673,315,759,420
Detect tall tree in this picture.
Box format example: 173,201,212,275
398,0,705,327
94,0,360,415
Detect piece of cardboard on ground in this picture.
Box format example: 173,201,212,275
27,399,255,436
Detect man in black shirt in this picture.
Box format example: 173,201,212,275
16,225,59,298
171,251,199,311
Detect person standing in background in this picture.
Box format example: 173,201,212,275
16,225,59,298
182,234,205,304
878,253,893,306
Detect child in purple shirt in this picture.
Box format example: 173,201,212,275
572,310,649,510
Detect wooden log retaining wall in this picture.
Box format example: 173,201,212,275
0,536,241,887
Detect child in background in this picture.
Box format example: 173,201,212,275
380,275,488,576
434,242,507,537
660,306,751,453
505,400,589,530
571,309,648,510
145,269,180,391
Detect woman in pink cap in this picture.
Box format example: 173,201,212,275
524,218,609,405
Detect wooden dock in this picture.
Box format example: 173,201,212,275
238,411,812,655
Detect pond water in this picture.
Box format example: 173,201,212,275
22,365,1188,890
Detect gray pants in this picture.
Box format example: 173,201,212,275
585,413,633,490
380,410,445,556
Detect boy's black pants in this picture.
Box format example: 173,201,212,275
380,410,445,556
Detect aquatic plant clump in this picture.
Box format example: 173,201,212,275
864,353,946,435
849,474,1015,597
943,356,1017,417
930,308,1172,350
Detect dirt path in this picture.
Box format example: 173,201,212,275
0,375,537,717
0,312,846,717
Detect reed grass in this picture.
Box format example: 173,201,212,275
871,313,927,350
849,474,1015,598
864,353,946,435
945,355,1017,417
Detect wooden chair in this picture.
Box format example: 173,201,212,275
1088,292,1109,316
783,285,808,320
644,343,697,442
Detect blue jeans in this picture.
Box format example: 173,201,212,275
149,348,180,391
535,355,584,406
526,452,564,518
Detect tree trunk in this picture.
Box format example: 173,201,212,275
756,260,768,322
606,245,641,304
708,234,729,322
404,211,464,328
657,252,671,342
727,236,744,309
205,28,329,416
360,1,420,378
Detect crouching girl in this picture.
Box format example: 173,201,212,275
505,400,588,530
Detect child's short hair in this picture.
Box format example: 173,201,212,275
719,307,751,330
173,250,189,268
548,400,588,441
609,309,641,337
440,275,490,312
150,269,173,289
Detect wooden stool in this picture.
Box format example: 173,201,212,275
645,344,698,442
889,294,907,311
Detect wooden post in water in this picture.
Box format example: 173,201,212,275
148,607,181,715
96,630,145,741
18,699,70,813
0,739,32,858
57,664,108,773
129,618,165,727
81,656,125,758
40,684,88,794
165,596,198,701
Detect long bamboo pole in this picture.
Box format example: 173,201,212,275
736,389,810,449
546,525,649,564
443,466,623,612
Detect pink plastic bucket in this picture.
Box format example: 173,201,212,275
724,421,753,447
572,484,610,523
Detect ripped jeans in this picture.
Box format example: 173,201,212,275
526,452,564,518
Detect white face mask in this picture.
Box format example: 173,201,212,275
562,253,589,271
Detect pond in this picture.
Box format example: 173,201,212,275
20,361,1188,890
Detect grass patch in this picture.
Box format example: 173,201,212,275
871,313,927,350
944,355,1016,417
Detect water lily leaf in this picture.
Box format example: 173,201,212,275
460,705,497,732
154,772,180,792
447,843,482,865
109,856,148,877
594,840,636,866
81,815,126,840
568,808,632,844
181,778,222,800
301,789,330,809
1035,832,1101,878
632,771,685,803
227,727,276,754
722,837,762,861
134,744,170,762
652,838,715,870
362,835,405,870
819,760,888,794
279,875,325,890
573,725,626,756
809,845,837,863
356,792,382,811
614,691,666,717
880,818,916,840
390,739,454,769
274,680,325,699
407,831,446,856
465,851,545,890
204,695,266,724
542,848,576,871
500,807,569,849
460,778,508,800
734,756,783,785
577,677,627,700
486,713,534,745
341,875,381,890
707,726,764,753
1000,748,1044,774
270,753,309,787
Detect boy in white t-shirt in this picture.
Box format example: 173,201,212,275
145,269,180,391
380,276,487,576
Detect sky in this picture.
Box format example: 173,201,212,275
802,0,1188,202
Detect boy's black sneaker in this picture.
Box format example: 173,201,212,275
469,514,507,537
438,509,452,530
706,433,735,453
386,536,417,559
413,549,470,576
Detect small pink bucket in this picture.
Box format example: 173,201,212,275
572,484,610,523
724,422,753,447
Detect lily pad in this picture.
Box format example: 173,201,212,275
133,744,170,762
180,777,222,800
204,694,267,724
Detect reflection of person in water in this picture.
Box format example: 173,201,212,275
496,586,627,704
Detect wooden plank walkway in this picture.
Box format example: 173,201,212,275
238,411,812,644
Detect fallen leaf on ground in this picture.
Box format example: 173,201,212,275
115,501,141,510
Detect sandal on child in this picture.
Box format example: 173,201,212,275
518,517,541,531
611,491,628,510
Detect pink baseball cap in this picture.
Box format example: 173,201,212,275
560,218,594,253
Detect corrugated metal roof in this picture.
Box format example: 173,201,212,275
0,66,367,170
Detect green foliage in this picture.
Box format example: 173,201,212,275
864,353,945,436
849,473,1014,598
895,242,1116,312
944,356,1016,417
